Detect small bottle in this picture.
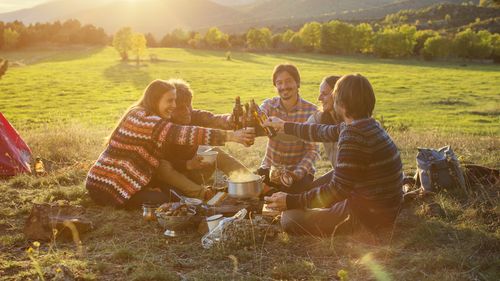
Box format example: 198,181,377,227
232,96,244,131
34,157,46,176
250,99,276,138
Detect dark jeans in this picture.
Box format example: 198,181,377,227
124,182,173,210
281,169,360,236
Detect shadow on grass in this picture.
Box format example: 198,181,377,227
244,51,500,72
4,46,107,65
103,61,153,88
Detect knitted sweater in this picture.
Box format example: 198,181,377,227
86,108,228,207
284,118,403,229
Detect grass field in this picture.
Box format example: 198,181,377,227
1,47,499,134
0,47,499,280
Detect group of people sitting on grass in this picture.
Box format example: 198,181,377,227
85,63,404,237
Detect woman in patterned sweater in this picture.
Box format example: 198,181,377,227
264,74,403,235
86,80,254,209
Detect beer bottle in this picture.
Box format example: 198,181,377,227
232,96,244,130
34,157,46,176
243,102,255,129
250,99,276,138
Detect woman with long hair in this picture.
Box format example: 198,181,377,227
86,79,254,209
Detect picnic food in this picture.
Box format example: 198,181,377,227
156,202,192,216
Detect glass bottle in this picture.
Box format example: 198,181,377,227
34,157,46,176
232,96,244,131
250,99,276,138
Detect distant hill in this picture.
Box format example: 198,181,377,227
383,3,500,33
217,0,474,33
0,0,113,23
0,0,491,35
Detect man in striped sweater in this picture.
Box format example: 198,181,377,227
264,74,403,235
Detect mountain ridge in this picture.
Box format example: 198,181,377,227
0,0,486,35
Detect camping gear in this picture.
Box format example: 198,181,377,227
0,112,32,177
210,196,263,217
227,174,264,199
206,214,224,232
156,202,199,237
207,191,228,206
142,203,158,222
24,201,93,241
415,145,466,193
201,208,247,249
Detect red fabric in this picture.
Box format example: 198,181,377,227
0,112,32,176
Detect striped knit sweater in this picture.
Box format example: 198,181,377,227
86,108,228,207
284,118,403,229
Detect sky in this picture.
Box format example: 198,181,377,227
0,0,47,13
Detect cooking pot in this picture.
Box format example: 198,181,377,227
227,174,264,199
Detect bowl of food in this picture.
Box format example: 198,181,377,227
155,202,196,231
197,150,218,164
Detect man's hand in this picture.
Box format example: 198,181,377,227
263,116,285,132
228,127,255,147
264,192,288,211
186,156,211,170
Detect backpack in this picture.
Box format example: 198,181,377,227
415,146,466,193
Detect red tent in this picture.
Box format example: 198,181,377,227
0,112,32,177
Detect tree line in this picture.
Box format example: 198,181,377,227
146,21,499,62
0,19,108,50
2,17,498,63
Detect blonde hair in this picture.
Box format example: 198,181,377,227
167,78,193,105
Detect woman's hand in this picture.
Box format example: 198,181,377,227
228,128,255,147
263,117,285,132
264,192,288,211
186,156,211,170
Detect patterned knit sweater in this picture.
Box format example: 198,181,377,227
86,108,228,207
284,118,403,229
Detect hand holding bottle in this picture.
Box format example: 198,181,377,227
228,128,255,147
263,116,285,132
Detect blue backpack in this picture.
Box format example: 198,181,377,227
415,146,466,193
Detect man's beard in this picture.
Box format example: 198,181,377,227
279,88,295,100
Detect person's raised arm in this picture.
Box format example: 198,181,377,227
190,109,232,130
156,122,254,147
264,117,341,143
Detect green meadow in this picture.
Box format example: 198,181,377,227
1,47,499,135
0,47,499,280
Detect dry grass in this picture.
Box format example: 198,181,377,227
0,122,498,281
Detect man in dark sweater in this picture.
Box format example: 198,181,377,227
264,74,403,235
155,79,252,199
